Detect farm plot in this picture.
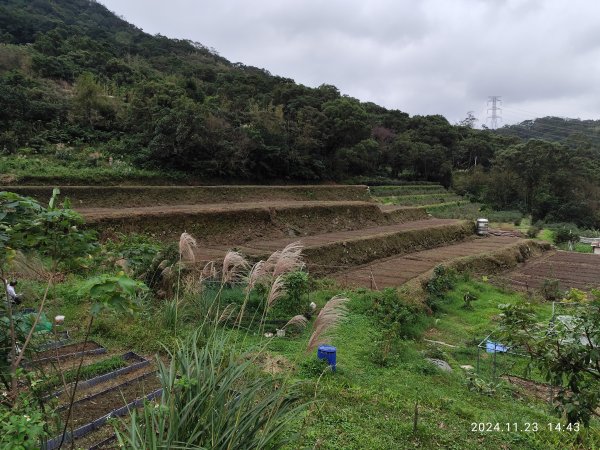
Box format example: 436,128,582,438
43,353,157,449
332,235,522,288
376,192,463,206
504,251,600,291
235,218,463,254
5,184,371,207
80,200,423,243
57,372,161,430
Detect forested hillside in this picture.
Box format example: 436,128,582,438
500,116,600,144
0,0,599,226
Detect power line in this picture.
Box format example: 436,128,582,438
487,96,502,130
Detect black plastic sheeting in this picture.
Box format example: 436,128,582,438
88,433,117,450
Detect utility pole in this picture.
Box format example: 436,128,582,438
487,96,502,130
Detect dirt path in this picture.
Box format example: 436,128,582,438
503,250,600,291
332,235,521,288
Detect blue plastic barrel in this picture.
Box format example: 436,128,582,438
317,345,337,371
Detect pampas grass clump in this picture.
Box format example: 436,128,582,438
307,295,349,351
283,314,308,330
222,251,250,283
179,232,197,264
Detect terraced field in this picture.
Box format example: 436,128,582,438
4,184,371,207
11,183,577,449
504,251,600,291
234,218,463,254
369,184,448,196
332,235,523,288
79,200,432,242
375,192,463,206
41,183,556,287
205,218,474,274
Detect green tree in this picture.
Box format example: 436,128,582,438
322,97,370,150
70,72,112,127
498,301,600,427
1,189,96,397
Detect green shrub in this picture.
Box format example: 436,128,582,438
282,271,309,314
299,357,331,377
407,359,441,376
0,394,48,449
424,265,457,312
563,288,587,303
104,234,162,277
484,209,523,224
462,291,477,310
526,225,541,238
579,228,600,238
116,330,306,449
547,223,579,244
540,279,561,301
371,288,425,339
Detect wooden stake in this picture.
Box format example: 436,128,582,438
413,400,419,433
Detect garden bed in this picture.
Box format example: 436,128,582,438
57,371,161,428
33,341,105,363
46,373,162,449
33,341,103,363
45,352,149,401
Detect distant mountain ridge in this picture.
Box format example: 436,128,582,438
499,116,600,146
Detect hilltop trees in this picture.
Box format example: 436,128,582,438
455,139,600,226
1,0,600,226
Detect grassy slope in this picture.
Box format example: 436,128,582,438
20,271,599,449
265,281,599,449
538,229,593,253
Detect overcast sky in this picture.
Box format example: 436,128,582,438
100,0,600,126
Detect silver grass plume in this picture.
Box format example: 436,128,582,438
307,295,349,351
222,251,250,283
179,232,197,264
283,314,308,330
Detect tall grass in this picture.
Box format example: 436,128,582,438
119,242,314,448
307,295,349,351
115,329,306,449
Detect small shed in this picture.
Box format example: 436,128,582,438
592,241,600,255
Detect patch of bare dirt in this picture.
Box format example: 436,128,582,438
502,375,558,403
254,353,294,375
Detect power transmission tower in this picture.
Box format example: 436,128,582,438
487,96,502,129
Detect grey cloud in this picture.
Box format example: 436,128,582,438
100,0,600,125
